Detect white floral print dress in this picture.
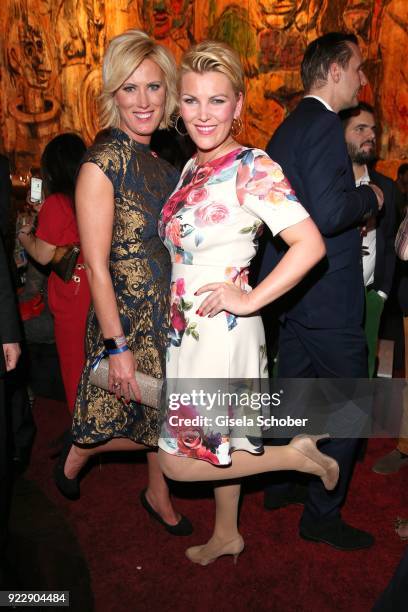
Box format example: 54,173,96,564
158,147,309,465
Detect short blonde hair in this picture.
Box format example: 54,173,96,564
100,29,177,130
179,40,245,98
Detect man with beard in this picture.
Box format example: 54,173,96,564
340,102,396,378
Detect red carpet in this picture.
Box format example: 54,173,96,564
23,397,407,612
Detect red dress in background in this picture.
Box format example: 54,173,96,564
36,193,91,413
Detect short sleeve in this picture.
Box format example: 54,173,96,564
81,143,118,185
236,149,309,236
36,193,78,246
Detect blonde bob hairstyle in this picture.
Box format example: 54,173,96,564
179,40,245,99
100,29,177,130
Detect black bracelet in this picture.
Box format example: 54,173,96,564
103,336,127,351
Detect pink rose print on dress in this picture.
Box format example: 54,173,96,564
165,403,221,464
161,196,181,225
195,202,230,227
170,302,186,333
192,165,213,186
236,151,298,207
169,278,198,346
165,216,182,248
186,187,208,206
175,278,185,296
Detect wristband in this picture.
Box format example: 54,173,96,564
103,335,127,351
106,345,129,356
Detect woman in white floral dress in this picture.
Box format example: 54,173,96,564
158,41,337,565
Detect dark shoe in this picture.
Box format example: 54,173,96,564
300,519,375,551
140,488,193,536
264,484,308,510
372,449,408,475
53,437,80,501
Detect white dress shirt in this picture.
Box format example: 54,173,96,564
303,95,335,113
356,167,387,300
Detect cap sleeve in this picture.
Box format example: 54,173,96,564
236,149,309,236
81,142,119,185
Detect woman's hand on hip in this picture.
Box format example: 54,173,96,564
108,350,141,404
195,283,253,317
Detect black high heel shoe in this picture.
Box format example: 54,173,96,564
53,437,80,501
140,489,193,536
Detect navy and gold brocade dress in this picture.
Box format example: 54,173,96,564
72,128,179,446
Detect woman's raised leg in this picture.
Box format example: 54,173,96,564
159,434,339,490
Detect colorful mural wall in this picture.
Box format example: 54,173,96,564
0,0,406,182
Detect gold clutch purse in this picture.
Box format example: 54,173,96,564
89,356,163,409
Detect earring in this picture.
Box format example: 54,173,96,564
174,115,188,137
231,117,243,137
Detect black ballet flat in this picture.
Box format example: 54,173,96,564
140,488,193,536
53,436,80,501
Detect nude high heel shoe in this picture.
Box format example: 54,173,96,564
185,535,244,566
289,434,340,491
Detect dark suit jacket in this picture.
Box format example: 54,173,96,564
0,155,11,239
368,169,396,296
0,236,20,376
260,97,378,329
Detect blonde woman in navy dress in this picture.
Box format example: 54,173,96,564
55,30,192,536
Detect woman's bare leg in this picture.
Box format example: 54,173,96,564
63,439,183,522
145,451,181,525
64,438,146,479
159,435,339,490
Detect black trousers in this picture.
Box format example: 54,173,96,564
373,546,408,612
0,378,12,579
265,318,368,525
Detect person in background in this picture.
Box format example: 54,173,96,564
17,133,90,414
0,235,21,586
372,208,408,475
396,163,408,222
0,154,11,239
340,102,396,378
0,152,36,473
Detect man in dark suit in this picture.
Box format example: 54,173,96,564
340,102,396,378
0,235,21,585
260,32,383,550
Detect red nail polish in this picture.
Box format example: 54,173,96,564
194,291,197,296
